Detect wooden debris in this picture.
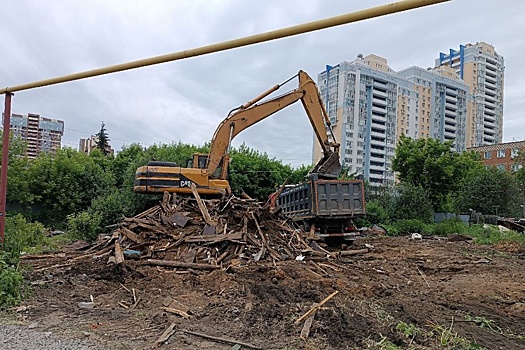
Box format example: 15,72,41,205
300,312,316,339
20,253,66,260
153,322,177,348
180,329,261,349
294,291,339,325
416,265,431,287
338,248,369,257
161,306,190,319
189,183,217,226
114,242,124,265
145,259,221,270
121,228,142,244
82,191,358,273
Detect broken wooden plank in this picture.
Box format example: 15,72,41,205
189,183,217,226
338,248,369,257
294,291,339,325
114,242,125,265
145,259,221,270
161,306,190,319
135,205,161,219
121,227,143,244
153,322,177,348
20,253,66,259
184,232,243,243
160,191,171,213
180,329,261,349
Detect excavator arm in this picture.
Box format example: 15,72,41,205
134,70,341,196
206,70,341,179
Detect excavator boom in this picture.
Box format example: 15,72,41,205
134,70,341,195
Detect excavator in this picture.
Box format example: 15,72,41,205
133,70,341,196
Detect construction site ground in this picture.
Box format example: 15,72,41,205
5,235,525,350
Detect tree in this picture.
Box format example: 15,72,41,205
455,166,522,217
229,143,294,200
16,148,115,228
96,122,110,156
392,135,482,212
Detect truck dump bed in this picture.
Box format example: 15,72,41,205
278,178,366,219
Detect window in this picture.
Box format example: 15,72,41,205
497,164,505,171
497,149,506,158
511,164,523,172
484,151,492,159
511,149,519,159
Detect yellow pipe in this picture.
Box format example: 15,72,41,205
1,0,450,94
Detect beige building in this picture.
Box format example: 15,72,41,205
6,113,64,159
435,42,504,147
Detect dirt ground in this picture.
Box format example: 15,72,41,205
10,236,525,350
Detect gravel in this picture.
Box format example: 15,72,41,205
0,325,102,350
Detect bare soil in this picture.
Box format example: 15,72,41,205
12,236,525,349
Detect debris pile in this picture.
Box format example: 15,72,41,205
95,188,325,269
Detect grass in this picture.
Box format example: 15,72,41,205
465,225,525,245
427,320,488,350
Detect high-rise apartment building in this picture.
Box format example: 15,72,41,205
397,65,468,153
435,42,504,147
6,113,64,159
314,54,469,186
315,55,398,186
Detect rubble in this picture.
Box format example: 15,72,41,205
94,191,351,270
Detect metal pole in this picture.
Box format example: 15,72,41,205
0,93,13,244
0,0,450,94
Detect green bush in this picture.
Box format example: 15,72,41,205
365,200,390,225
466,225,525,245
382,224,399,236
67,211,102,241
429,218,468,236
0,254,24,309
0,214,44,309
393,219,427,235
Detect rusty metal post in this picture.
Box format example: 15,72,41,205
0,93,13,245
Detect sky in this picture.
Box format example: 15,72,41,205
1,0,524,167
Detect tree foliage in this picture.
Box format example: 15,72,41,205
392,135,482,211
229,143,295,200
454,166,521,217
96,122,111,156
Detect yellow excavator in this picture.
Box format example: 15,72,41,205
133,70,341,196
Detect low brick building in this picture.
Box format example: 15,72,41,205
468,140,525,172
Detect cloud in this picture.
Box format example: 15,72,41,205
1,0,524,166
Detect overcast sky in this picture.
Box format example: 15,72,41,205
1,0,524,167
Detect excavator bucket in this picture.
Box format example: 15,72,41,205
310,152,341,178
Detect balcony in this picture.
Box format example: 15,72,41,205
370,138,387,147
370,145,386,154
372,97,387,106
372,105,387,114
371,123,386,131
370,131,386,139
373,89,388,98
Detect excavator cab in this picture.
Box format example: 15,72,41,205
187,153,209,169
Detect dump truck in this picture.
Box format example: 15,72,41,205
277,174,366,241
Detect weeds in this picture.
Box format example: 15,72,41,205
427,319,487,350
465,315,503,335
395,321,421,345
